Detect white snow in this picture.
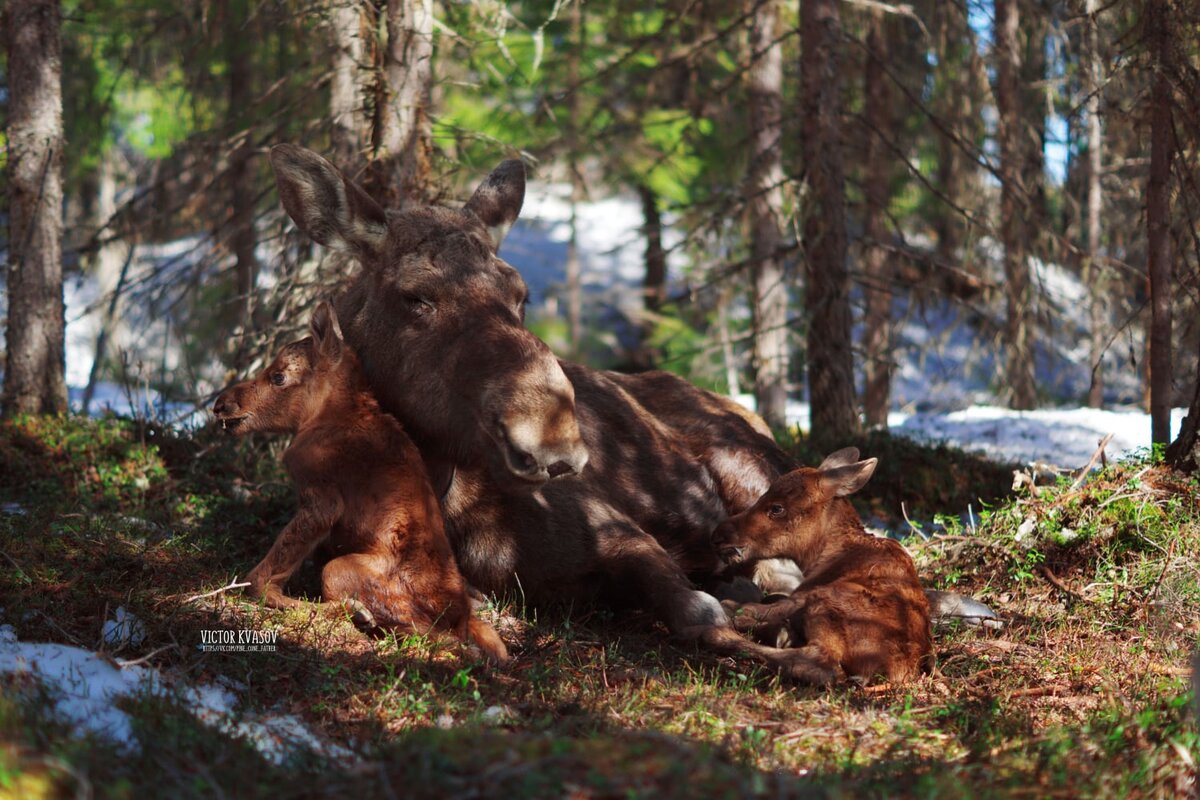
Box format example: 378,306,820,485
892,405,1188,468
732,392,1187,469
0,624,354,765
101,607,146,649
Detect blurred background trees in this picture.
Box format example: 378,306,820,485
4,0,1200,456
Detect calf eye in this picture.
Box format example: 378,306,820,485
270,372,286,386
767,503,786,519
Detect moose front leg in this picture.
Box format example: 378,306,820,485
245,498,339,609
594,520,729,634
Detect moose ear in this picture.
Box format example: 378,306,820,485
309,302,344,363
464,159,526,251
818,447,861,471
820,458,878,498
270,144,388,259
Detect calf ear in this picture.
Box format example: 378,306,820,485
270,145,388,259
818,447,861,471
464,159,526,251
310,302,344,363
820,458,878,498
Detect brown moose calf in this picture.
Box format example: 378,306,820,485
711,448,931,685
212,303,508,663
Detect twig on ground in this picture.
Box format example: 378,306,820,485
1144,538,1179,603
117,643,178,668
1070,433,1115,491
901,503,928,540
183,579,251,604
1038,565,1093,604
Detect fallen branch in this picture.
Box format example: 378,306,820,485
117,643,178,669
1070,433,1115,491
1038,565,1093,604
183,579,250,604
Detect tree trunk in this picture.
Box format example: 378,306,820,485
861,11,894,428
225,0,259,370
801,0,858,439
1020,0,1048,239
995,0,1037,409
746,0,788,430
3,0,68,417
370,0,434,206
82,152,132,414
717,286,741,397
1146,0,1173,446
329,0,367,176
1083,0,1105,409
931,4,977,267
565,0,583,357
634,184,666,367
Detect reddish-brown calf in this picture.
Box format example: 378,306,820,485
710,448,932,685
212,302,508,663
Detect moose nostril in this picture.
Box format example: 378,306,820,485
512,447,538,472
546,460,575,479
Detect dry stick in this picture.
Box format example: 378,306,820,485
1037,565,1092,604
117,643,179,669
183,580,251,604
1145,538,1178,604
1070,432,1116,491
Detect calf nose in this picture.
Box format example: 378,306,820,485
213,395,238,416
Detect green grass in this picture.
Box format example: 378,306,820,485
0,415,1196,798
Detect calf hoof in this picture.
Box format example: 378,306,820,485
343,598,378,630
752,558,804,594
925,590,1004,630
774,625,795,649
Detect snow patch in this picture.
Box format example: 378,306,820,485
0,628,354,765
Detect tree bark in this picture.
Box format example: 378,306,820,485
801,0,858,439
1083,0,1105,408
995,0,1037,409
369,0,434,206
3,0,68,417
225,0,259,370
1146,0,1173,446
746,0,788,430
329,0,367,176
634,184,667,367
82,151,132,414
861,11,894,428
565,0,583,357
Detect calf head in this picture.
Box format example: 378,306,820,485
268,145,588,485
213,302,349,435
711,448,878,568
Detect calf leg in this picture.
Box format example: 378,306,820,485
692,625,840,684
321,553,426,632
721,596,806,635
245,504,336,609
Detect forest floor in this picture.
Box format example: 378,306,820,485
0,415,1196,799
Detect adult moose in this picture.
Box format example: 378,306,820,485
268,145,808,670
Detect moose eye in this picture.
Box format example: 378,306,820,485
767,503,786,519
269,372,286,387
408,296,434,317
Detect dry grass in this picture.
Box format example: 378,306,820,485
0,415,1196,799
